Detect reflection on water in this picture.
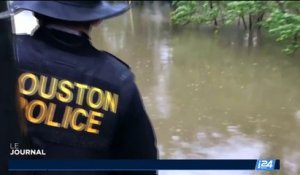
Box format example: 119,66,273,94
13,4,300,175
167,129,266,159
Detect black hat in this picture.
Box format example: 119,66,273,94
11,1,130,21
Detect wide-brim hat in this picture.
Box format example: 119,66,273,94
10,1,130,21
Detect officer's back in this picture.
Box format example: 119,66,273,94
12,1,157,175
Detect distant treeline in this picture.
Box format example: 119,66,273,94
171,1,300,55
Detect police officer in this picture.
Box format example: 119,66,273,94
11,1,157,175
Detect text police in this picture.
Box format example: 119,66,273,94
19,72,119,135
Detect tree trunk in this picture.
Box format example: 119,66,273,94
209,1,218,28
256,12,264,31
294,33,299,42
241,15,247,30
248,13,252,31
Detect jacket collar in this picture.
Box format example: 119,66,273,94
33,26,93,53
46,24,83,36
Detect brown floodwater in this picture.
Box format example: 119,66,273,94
91,3,300,175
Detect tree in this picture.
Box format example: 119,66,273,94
170,1,300,55
262,2,300,55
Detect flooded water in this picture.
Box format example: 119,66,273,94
13,3,300,175
91,3,300,175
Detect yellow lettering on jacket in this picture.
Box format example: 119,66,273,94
18,72,120,135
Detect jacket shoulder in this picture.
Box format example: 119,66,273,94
101,51,130,70
97,51,134,83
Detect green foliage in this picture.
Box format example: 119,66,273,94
199,1,220,24
171,1,270,26
285,1,300,14
225,1,254,24
170,1,300,55
171,1,221,26
263,9,300,55
225,1,269,25
171,1,198,25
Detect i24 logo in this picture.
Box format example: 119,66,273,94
256,160,275,170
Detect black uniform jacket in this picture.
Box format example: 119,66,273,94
14,27,157,175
